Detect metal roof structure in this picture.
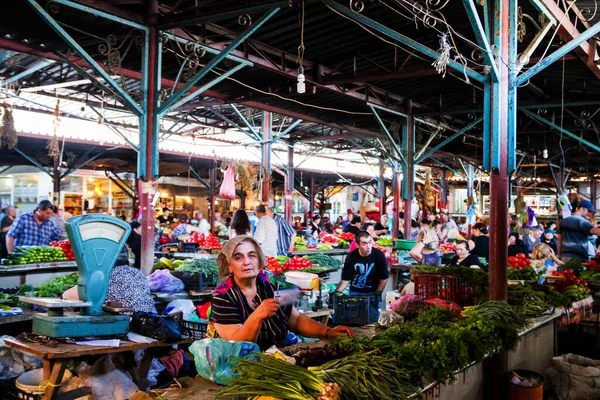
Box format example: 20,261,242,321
0,0,599,178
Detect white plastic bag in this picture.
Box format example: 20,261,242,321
165,299,196,321
378,310,404,327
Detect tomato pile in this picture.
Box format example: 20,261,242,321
550,269,590,291
283,256,313,271
49,240,75,261
266,257,284,274
337,232,355,242
321,235,339,244
440,242,456,254
508,253,532,270
584,258,600,271
184,233,222,248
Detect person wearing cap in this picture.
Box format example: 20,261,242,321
157,208,174,225
343,215,362,235
209,236,354,350
127,221,142,269
557,199,600,262
523,225,543,258
540,229,558,253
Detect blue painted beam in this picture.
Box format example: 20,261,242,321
522,109,600,153
483,80,491,172
25,0,143,116
0,50,12,64
208,109,259,142
158,8,278,115
60,152,104,179
230,104,259,138
481,0,491,42
59,146,96,179
47,0,147,30
183,161,211,190
163,64,245,114
1,60,56,86
461,0,499,82
517,20,600,85
416,117,483,163
272,119,303,143
12,147,53,178
322,0,487,83
369,105,405,165
507,0,518,173
430,157,464,178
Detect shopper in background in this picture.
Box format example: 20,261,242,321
1,206,16,258
49,206,65,233
335,216,344,229
446,240,483,269
523,225,543,257
343,215,362,235
157,208,174,225
558,200,600,262
374,215,390,236
173,213,204,238
309,214,323,237
508,232,527,257
229,209,252,239
127,221,142,269
210,236,353,350
342,211,353,231
409,229,441,266
253,204,278,257
468,222,490,262
6,200,62,254
63,207,74,221
335,230,389,295
266,206,296,256
192,211,211,236
324,222,336,235
532,243,563,268
213,212,227,235
540,229,558,253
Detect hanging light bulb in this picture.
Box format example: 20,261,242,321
297,67,306,94
543,148,548,159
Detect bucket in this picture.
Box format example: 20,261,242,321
16,368,72,395
507,369,543,400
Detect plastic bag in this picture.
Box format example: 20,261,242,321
219,165,236,200
147,269,184,293
378,310,404,327
389,294,428,320
165,299,196,320
0,335,42,379
547,353,600,399
189,338,259,385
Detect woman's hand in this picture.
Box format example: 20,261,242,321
326,325,355,338
423,230,437,244
253,298,280,321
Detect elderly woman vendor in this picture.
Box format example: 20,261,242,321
209,236,354,350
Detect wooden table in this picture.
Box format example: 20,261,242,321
4,337,191,400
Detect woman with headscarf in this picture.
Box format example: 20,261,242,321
209,236,353,350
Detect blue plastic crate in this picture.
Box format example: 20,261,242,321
332,294,379,326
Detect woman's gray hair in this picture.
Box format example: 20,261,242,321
216,236,266,282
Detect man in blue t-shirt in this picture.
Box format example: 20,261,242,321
334,230,388,295
558,200,600,262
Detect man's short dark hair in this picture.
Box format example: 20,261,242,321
355,230,371,244
36,200,55,212
255,204,266,213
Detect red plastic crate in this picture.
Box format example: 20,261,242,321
413,274,473,306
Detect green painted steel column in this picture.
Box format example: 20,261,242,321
261,111,272,203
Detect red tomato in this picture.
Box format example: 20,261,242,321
516,253,526,259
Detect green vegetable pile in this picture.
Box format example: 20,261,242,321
3,246,67,265
376,237,393,247
507,284,552,315
302,254,342,269
174,258,219,285
507,266,537,280
36,273,79,298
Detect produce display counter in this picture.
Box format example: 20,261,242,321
0,261,78,287
289,248,348,257
172,252,218,259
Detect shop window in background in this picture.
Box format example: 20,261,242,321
13,175,39,214
175,196,194,215
0,177,13,211
85,177,109,214
60,176,82,193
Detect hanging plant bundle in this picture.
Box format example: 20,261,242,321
47,100,61,158
424,170,435,209
237,162,257,194
1,102,17,149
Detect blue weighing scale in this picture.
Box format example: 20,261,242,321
19,214,132,338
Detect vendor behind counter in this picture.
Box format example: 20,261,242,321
5,200,62,254
208,236,354,350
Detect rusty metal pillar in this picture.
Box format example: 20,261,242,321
310,176,315,219
261,111,272,203
591,176,597,213
53,155,60,206
209,169,216,233
378,161,386,220
285,144,294,223
392,161,401,239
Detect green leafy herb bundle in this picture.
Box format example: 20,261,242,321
36,273,79,298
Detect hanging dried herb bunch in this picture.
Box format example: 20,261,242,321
236,162,257,194
0,102,17,149
47,99,60,158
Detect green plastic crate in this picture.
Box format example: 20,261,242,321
394,239,416,250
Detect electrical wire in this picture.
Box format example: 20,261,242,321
297,0,305,68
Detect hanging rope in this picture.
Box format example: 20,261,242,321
296,0,305,69
432,33,451,78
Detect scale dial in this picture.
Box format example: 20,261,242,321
79,222,126,243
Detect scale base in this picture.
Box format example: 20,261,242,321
32,313,130,338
